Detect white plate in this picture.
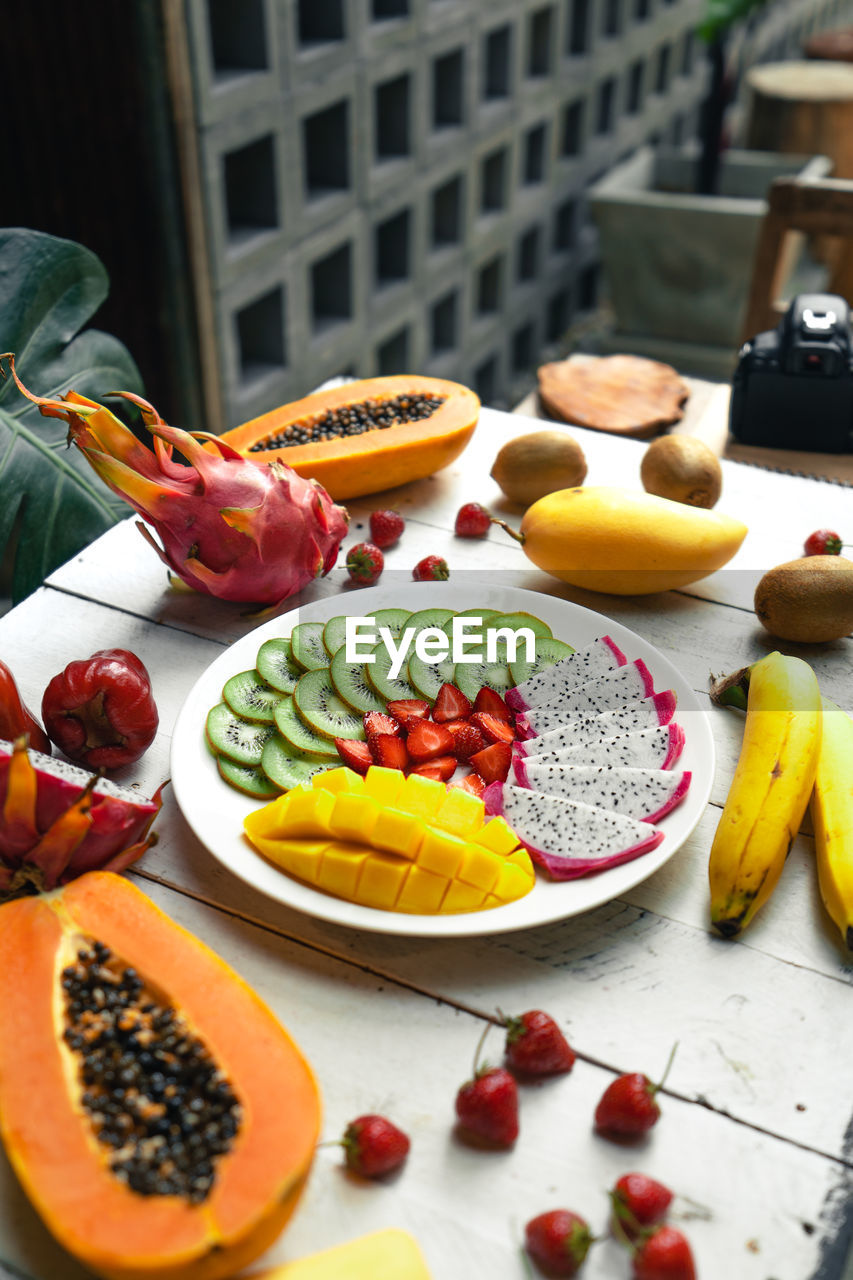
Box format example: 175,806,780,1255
171,584,714,937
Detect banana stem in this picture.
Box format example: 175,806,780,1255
708,665,752,711
490,518,525,546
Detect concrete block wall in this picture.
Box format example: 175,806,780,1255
182,0,842,423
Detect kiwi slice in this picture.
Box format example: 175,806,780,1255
371,608,414,638
509,637,575,687
323,615,349,656
206,703,275,766
453,657,514,703
366,642,418,702
256,638,302,693
440,607,499,636
488,611,553,639
222,670,282,723
329,646,386,714
294,668,365,741
217,756,282,799
408,652,455,703
261,735,338,792
274,696,340,757
291,622,330,671
405,607,456,635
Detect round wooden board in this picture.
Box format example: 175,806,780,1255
537,353,690,438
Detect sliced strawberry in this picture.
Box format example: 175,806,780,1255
335,738,373,775
474,686,513,722
368,734,409,771
432,682,473,723
449,772,485,797
406,719,455,762
386,698,431,727
410,755,456,782
363,711,402,737
469,741,512,784
471,711,516,745
449,723,488,760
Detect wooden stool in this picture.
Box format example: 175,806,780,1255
745,61,853,179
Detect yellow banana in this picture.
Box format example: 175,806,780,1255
810,697,853,949
709,651,822,937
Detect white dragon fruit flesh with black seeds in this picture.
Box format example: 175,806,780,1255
511,762,692,823
505,635,627,712
515,660,656,739
517,722,685,772
513,691,677,757
483,782,664,879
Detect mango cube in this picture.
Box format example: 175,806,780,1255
457,844,501,892
473,816,520,854
329,793,380,844
396,864,449,914
357,850,412,910
361,766,405,807
441,880,487,913
312,767,362,795
434,788,485,837
372,807,426,860
251,837,329,884
317,842,368,899
416,827,467,879
492,860,535,903
400,772,447,820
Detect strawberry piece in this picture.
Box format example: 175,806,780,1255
406,719,455,761
432,682,473,722
368,509,405,549
524,1209,593,1277
412,555,449,581
334,738,372,774
363,711,402,737
345,542,384,586
449,772,485,797
342,1114,410,1178
386,698,431,727
454,502,492,538
368,733,409,771
410,755,456,782
447,722,488,761
474,686,513,722
455,1066,518,1147
632,1225,696,1280
595,1071,661,1138
469,741,512,783
471,711,516,744
804,528,843,556
502,1010,575,1076
611,1173,673,1241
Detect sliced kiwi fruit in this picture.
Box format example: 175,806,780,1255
261,735,338,792
405,607,456,635
206,703,275,766
290,622,331,671
274,696,340,757
256,638,303,693
294,668,365,741
440,607,499,636
366,642,418,702
323,615,349,656
329,646,386,714
217,756,282,799
222,670,283,723
489,611,553,639
408,652,455,703
509,637,575,687
454,657,514,702
371,607,414,638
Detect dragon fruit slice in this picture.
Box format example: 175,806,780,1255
514,691,677,758
518,722,685,771
0,738,163,897
511,763,692,823
483,782,663,879
506,636,627,712
2,359,348,608
516,660,655,740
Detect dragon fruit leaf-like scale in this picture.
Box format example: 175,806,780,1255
513,691,677,758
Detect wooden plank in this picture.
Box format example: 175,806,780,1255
0,875,841,1280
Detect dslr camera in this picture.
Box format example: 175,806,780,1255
729,293,853,453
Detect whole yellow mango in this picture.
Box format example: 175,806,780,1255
514,486,747,594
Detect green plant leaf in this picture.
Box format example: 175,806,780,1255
0,228,143,603
698,0,768,43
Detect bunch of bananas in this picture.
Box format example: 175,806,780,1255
708,651,853,946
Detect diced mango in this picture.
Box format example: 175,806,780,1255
251,836,329,884
361,766,405,807
242,790,294,841
492,860,536,903
473,816,521,854
442,880,488,913
317,841,368,899
312,766,362,794
329,793,380,844
416,826,467,879
400,772,447,820
433,788,485,837
396,863,449,914
457,844,501,892
372,807,426,860
506,848,535,874
357,850,412,911
247,1227,433,1279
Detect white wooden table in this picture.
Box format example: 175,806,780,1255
1,406,852,1280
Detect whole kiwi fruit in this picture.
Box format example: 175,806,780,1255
640,435,722,508
754,555,853,643
491,430,587,507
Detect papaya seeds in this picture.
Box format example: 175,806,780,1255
490,431,587,507
640,435,722,509
754,556,853,643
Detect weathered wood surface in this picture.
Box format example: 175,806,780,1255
1,402,851,1278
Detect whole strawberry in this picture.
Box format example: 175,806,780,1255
632,1225,696,1280
804,528,843,556
611,1173,673,1240
502,1009,575,1076
369,508,405,548
455,1024,518,1147
594,1045,677,1141
413,555,449,581
346,542,384,586
342,1114,410,1178
455,502,492,538
525,1209,593,1277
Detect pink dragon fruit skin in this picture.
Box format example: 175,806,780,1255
0,739,163,896
510,762,692,824
505,635,628,713
483,781,663,880
513,691,677,758
4,363,349,607
515,659,656,740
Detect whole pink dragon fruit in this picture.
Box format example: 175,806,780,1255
2,356,349,607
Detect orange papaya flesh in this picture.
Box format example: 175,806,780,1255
220,376,480,501
0,872,321,1280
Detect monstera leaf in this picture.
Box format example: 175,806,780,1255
0,228,143,603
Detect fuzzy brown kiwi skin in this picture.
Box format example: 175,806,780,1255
640,436,722,509
490,431,587,507
754,555,853,643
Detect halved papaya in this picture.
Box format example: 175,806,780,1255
221,376,480,500
0,872,321,1280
